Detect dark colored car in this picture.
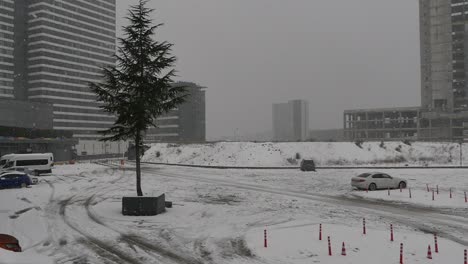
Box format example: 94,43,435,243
0,172,32,189
0,234,21,252
300,159,316,171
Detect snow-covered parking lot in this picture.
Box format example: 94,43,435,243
0,162,467,263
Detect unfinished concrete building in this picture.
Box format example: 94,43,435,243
345,0,468,141
344,107,420,140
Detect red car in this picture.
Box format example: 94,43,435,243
0,234,21,252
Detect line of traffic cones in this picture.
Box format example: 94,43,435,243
263,223,465,263
426,184,468,203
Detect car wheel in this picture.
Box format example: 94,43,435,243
20,183,26,188
368,183,377,191
399,181,406,189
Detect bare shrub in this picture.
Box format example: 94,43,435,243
355,139,364,148
403,139,412,146
379,141,386,149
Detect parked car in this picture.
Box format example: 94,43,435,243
0,170,37,184
0,234,21,252
0,172,32,189
351,172,407,191
3,167,33,174
300,159,316,171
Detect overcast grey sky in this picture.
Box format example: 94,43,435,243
117,0,421,140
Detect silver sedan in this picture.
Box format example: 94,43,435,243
351,172,407,191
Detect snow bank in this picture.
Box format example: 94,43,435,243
142,142,464,167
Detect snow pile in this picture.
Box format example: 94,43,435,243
142,142,464,167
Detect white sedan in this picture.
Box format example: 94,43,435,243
351,172,407,191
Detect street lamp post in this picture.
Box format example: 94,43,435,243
460,140,463,167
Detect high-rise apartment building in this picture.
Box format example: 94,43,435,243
419,0,453,110
418,0,468,140
0,0,123,155
1,1,205,155
1,0,116,138
420,0,468,110
345,1,468,141
0,0,15,99
26,0,116,139
273,100,309,141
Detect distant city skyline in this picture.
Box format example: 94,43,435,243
117,0,420,140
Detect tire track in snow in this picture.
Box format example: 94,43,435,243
58,196,144,264
84,195,206,264
98,163,275,264
56,166,205,264
143,167,468,247
42,169,143,263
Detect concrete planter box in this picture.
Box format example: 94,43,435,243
122,194,166,216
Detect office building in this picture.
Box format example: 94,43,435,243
273,100,309,141
0,0,125,156
1,1,205,154
23,0,116,138
144,82,206,143
344,107,421,140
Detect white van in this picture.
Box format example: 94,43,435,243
0,154,15,167
3,153,54,175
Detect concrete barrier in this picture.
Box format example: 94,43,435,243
122,193,166,216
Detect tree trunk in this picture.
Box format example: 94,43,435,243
135,133,143,196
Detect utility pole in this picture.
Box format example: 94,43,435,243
460,140,463,167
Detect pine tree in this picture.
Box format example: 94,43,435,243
90,0,186,196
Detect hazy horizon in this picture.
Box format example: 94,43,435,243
117,0,421,140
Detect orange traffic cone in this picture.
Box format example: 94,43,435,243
341,242,346,256
427,245,432,259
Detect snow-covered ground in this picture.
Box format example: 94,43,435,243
0,162,467,263
142,141,468,167
247,221,465,264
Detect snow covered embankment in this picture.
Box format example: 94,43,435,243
142,142,464,167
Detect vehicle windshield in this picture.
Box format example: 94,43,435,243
357,173,371,178
0,160,5,166
3,161,13,168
